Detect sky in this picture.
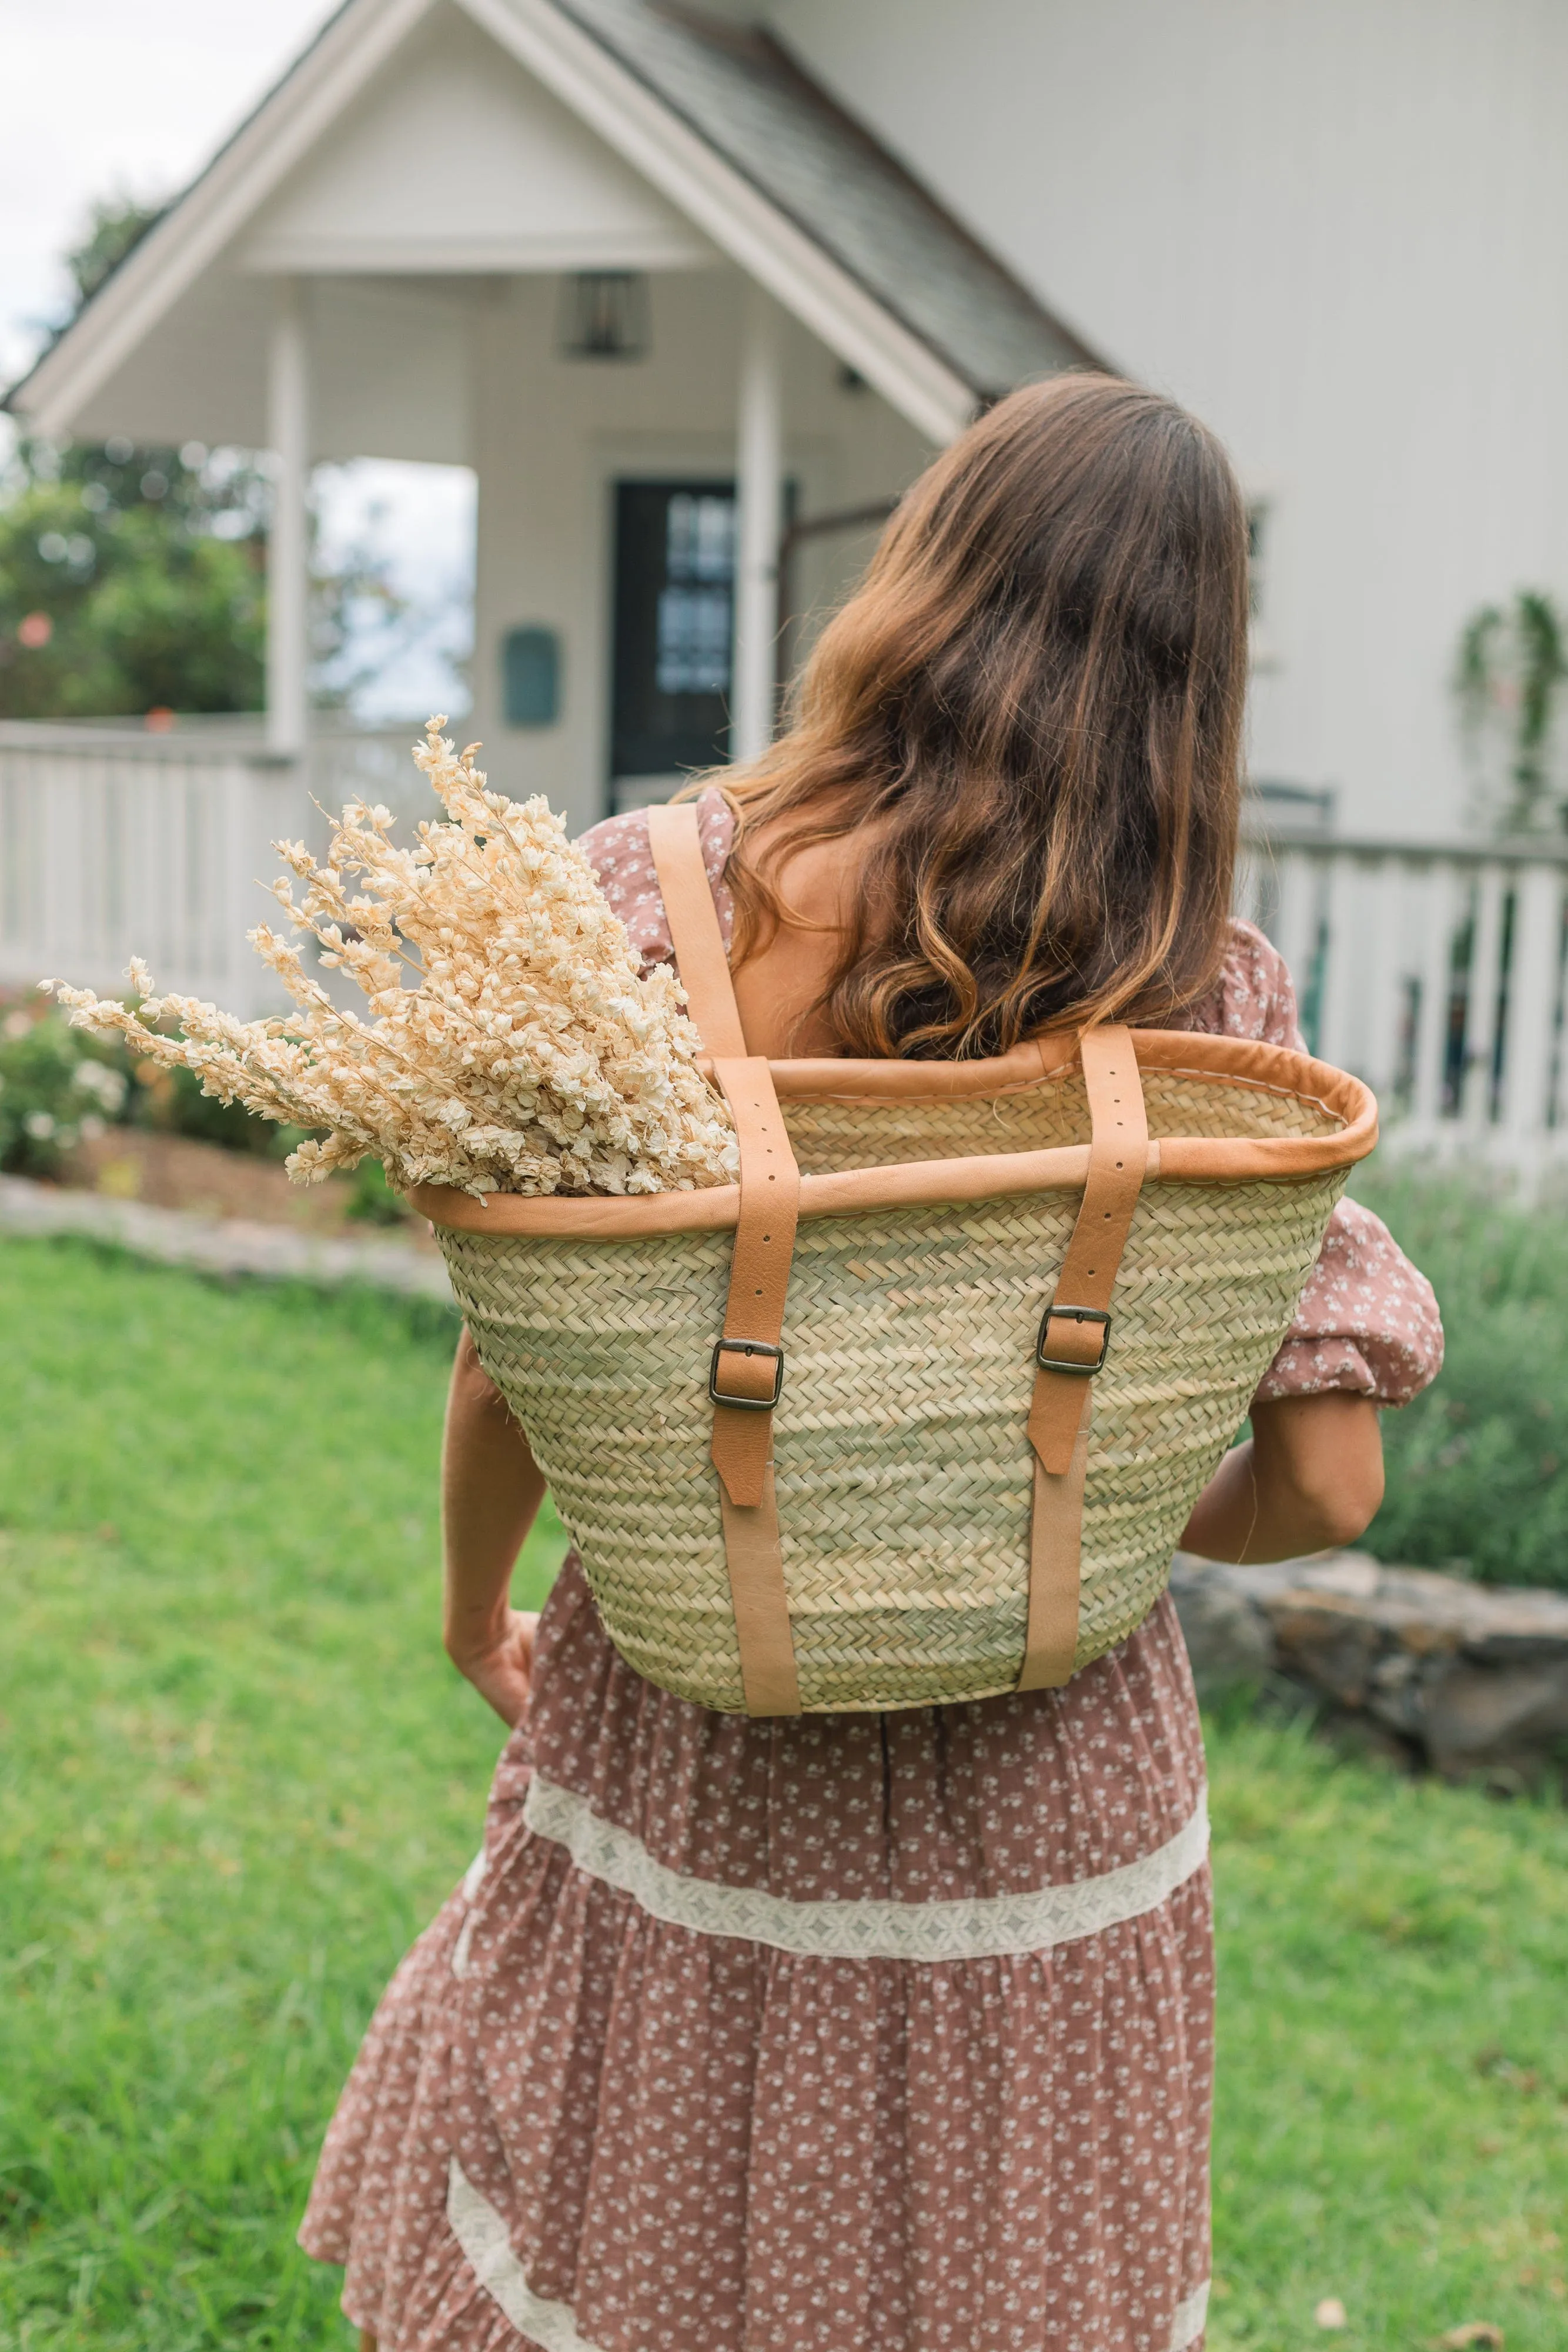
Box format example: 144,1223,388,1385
0,0,476,719
0,0,335,379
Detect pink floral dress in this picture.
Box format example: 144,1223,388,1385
300,796,1443,2352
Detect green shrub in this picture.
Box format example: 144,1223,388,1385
0,1003,133,1177
1,1000,308,1167
1356,1167,1568,1588
344,1154,417,1225
127,1054,300,1158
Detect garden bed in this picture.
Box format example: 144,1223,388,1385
56,1125,436,1244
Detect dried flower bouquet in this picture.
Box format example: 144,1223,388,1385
51,721,737,1199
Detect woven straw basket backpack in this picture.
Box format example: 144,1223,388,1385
413,806,1377,1717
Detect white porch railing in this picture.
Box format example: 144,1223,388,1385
1235,835,1568,1181
4,719,1567,1177
0,720,434,1018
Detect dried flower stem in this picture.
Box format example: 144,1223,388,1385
49,721,737,1199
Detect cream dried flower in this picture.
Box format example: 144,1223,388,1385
49,721,737,1199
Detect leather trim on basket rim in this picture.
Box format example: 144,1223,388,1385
409,1035,1375,1237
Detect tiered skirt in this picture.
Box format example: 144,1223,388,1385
301,1558,1214,2352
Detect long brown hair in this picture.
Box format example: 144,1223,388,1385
718,373,1249,1057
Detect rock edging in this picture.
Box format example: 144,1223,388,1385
1171,1551,1568,1787
0,1172,454,1301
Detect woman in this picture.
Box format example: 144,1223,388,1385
301,375,1442,2351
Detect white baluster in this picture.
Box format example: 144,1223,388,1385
1358,856,1403,1095
1410,858,1463,1132
1315,852,1362,1070
1459,863,1506,1132
1266,846,1320,1014
1501,858,1564,1141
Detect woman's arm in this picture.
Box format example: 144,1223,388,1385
442,1327,547,1725
1178,1392,1385,1564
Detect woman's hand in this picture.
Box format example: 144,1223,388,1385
445,1606,540,1728
1179,1392,1385,1563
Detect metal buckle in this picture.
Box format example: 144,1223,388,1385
708,1337,784,1411
1035,1303,1111,1375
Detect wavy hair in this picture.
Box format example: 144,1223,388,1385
715,372,1249,1057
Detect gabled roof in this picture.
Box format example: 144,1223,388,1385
549,1,1102,400
6,0,1108,447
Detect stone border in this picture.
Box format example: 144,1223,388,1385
0,1173,454,1301
1172,1552,1568,1789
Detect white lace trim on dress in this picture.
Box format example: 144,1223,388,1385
1169,2278,1210,2348
448,2159,607,2352
523,1773,1209,1962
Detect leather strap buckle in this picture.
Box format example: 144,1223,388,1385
709,1337,784,1410
1035,1304,1111,1376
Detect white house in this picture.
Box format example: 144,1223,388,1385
5,0,1568,1173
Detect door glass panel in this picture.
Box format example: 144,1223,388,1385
612,480,735,787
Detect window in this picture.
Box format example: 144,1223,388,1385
611,480,735,785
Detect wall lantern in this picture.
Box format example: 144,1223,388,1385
503,626,561,729
559,270,650,362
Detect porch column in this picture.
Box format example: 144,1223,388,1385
732,284,784,767
265,278,310,757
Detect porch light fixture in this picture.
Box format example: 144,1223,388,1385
560,271,650,362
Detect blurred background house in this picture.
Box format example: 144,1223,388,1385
4,0,1568,1170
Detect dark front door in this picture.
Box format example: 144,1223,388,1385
610,480,736,790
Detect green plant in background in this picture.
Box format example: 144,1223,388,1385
1455,589,1568,834
0,447,270,719
0,199,268,720
345,1154,418,1225
0,196,408,723
0,1005,132,1177
1356,1168,1568,1587
1,998,415,1220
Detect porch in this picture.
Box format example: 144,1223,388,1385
5,0,1088,833
5,711,1567,1179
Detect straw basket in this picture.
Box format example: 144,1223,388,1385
413,809,1376,1717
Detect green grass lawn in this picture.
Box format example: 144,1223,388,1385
1,1237,1564,2351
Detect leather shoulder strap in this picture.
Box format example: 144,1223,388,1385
1027,1025,1148,1476
645,802,748,1058
646,799,801,1714
1017,1024,1149,1690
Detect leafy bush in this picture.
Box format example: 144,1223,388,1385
0,1001,295,1168
1357,1167,1568,1588
345,1154,418,1225
1,1001,415,1225
0,1004,132,1177
128,1054,294,1157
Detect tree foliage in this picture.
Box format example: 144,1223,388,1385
0,439,269,719
60,194,165,313
0,197,405,723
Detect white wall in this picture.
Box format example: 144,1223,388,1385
773,0,1568,841
469,265,930,834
